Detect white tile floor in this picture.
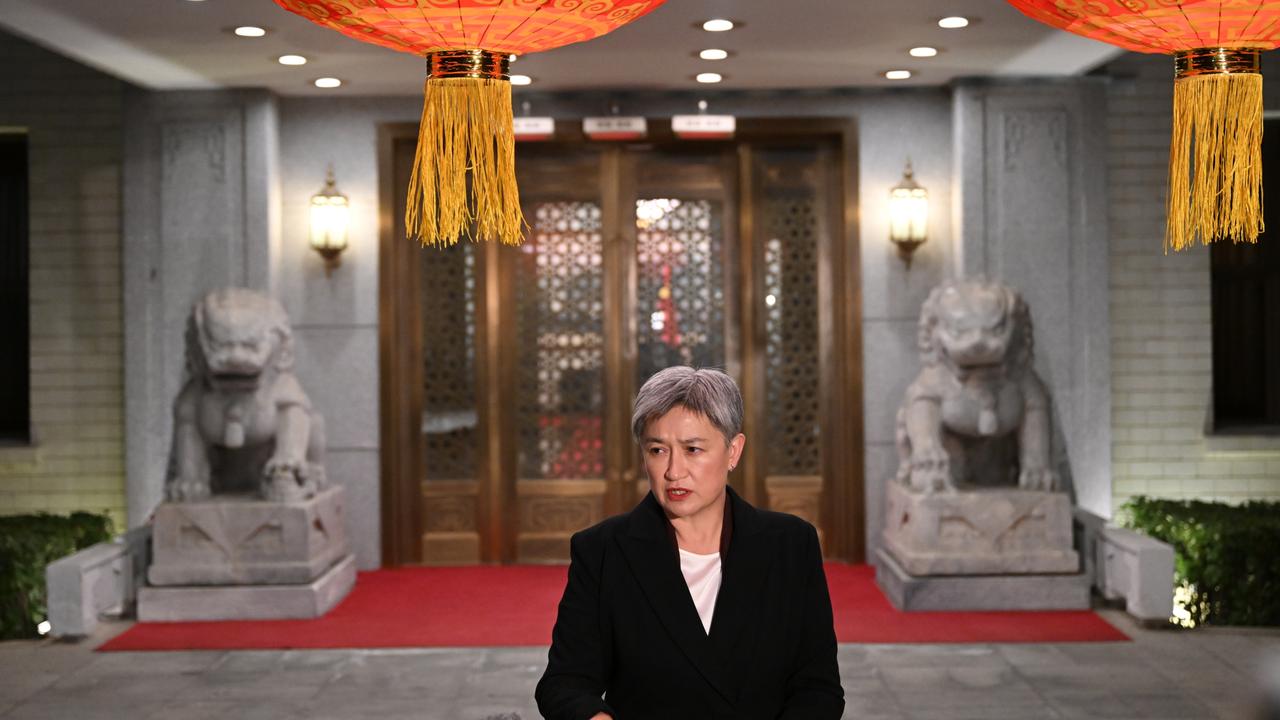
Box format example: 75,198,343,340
1,609,1278,719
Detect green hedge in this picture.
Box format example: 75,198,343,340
0,512,113,640
1123,496,1280,627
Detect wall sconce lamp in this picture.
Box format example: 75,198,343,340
888,159,928,268
310,165,349,275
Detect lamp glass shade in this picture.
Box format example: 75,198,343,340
310,192,349,254
889,184,928,243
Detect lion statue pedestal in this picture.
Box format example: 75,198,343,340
874,279,1088,611
138,288,355,622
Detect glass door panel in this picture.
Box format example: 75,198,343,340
419,241,481,563
755,147,826,535
626,149,738,502
635,198,727,381
508,147,609,562
516,202,606,481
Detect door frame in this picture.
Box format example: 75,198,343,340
378,117,864,566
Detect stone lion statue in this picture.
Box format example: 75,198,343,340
165,288,326,503
894,279,1056,494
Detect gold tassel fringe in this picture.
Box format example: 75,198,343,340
406,77,525,248
1166,72,1263,252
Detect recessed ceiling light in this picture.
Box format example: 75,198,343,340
278,54,307,66
699,48,729,61
234,26,267,37
885,70,912,80
510,74,532,86
909,46,938,58
938,16,969,29
314,77,342,88
702,19,734,32
696,72,723,84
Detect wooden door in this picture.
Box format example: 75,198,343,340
379,120,864,566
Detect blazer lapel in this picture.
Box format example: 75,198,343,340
708,487,776,701
617,492,735,706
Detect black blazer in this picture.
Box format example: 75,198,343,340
535,486,844,720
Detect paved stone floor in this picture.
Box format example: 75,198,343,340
1,609,1277,719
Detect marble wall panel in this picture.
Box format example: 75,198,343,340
291,326,380,453
324,449,380,570
863,442,899,561
862,319,920,446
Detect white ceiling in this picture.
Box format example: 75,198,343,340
0,0,1124,96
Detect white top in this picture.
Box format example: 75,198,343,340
678,548,723,635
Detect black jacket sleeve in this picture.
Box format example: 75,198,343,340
535,530,616,720
779,524,844,719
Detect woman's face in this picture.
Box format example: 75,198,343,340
642,405,745,523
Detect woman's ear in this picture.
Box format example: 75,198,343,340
728,433,745,470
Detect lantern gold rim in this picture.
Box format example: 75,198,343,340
1174,48,1262,78
428,50,510,81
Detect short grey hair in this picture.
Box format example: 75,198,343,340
631,366,744,446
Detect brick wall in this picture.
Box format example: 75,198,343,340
1107,52,1280,512
0,31,126,530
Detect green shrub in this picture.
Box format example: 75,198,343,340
0,512,113,640
1123,496,1280,627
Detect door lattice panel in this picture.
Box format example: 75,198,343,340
420,242,479,481
763,197,821,476
635,198,726,385
515,201,606,480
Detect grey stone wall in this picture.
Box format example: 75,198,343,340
122,89,281,528
0,30,127,529
951,78,1113,518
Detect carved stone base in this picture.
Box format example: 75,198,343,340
138,553,356,621
149,486,348,586
882,481,1079,576
875,549,1090,611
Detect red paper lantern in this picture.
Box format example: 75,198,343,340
1007,0,1279,251
274,0,666,248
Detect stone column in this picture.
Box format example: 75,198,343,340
123,89,281,527
951,79,1112,518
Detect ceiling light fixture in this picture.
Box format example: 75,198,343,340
938,16,970,29
278,54,307,66
702,19,734,32
696,72,723,83
699,48,729,60
234,26,267,37
909,46,938,58
314,77,342,88
885,70,912,80
510,74,533,86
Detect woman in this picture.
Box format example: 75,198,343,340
535,366,844,720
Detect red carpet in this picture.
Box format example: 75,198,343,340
98,563,1126,652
